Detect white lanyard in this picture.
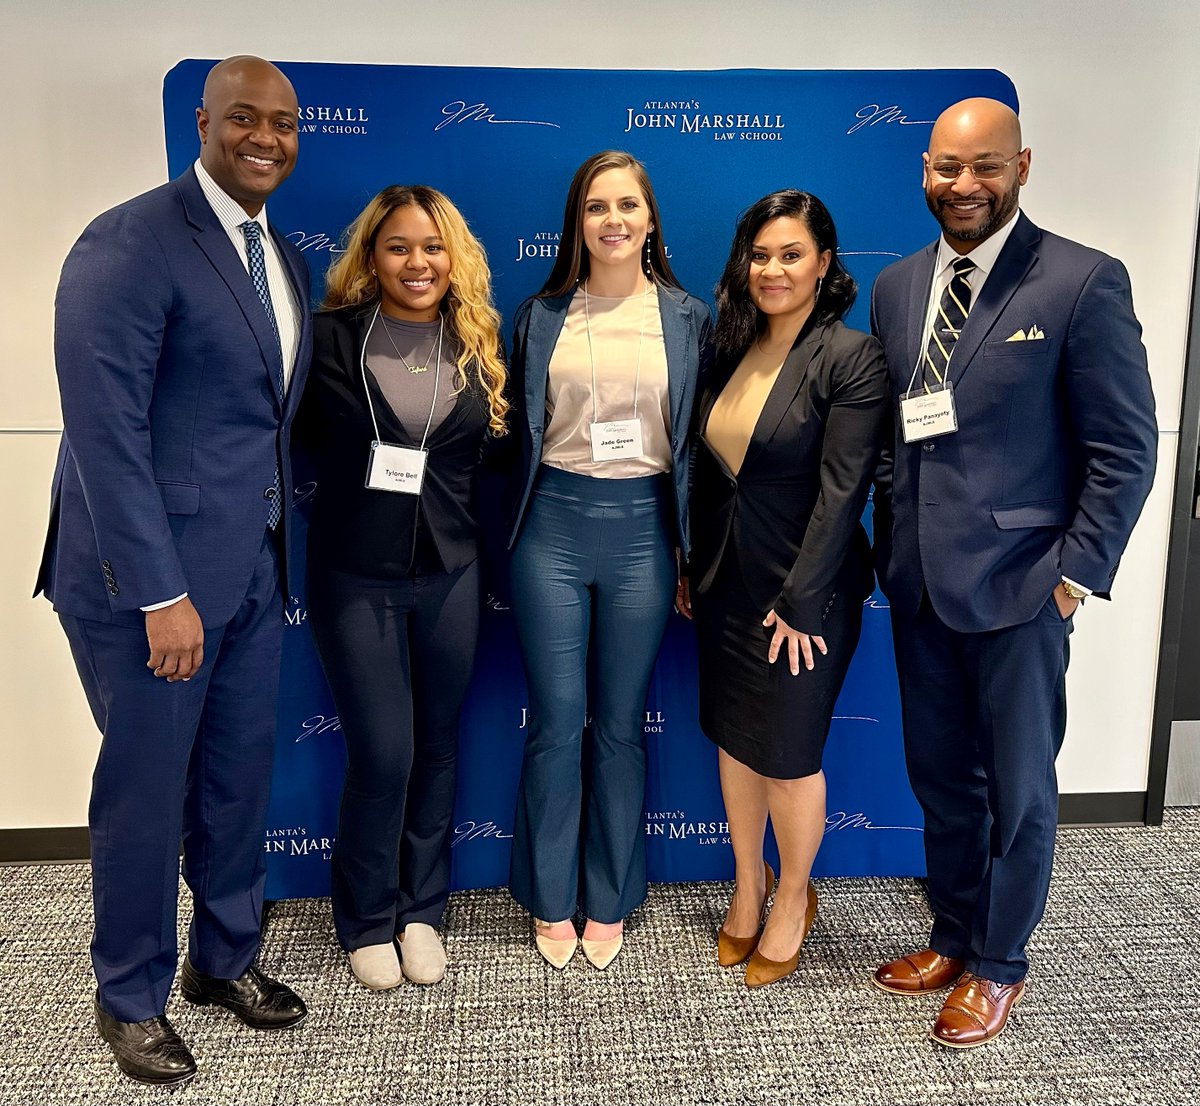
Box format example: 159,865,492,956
361,303,444,452
583,278,650,421
360,304,444,493
900,280,959,444
583,280,651,462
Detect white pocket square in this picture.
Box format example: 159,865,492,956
1005,325,1046,341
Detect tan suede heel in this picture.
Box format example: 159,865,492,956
717,862,776,967
744,880,817,988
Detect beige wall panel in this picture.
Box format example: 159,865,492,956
1,0,1197,830
0,434,96,828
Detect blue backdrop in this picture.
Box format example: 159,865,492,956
163,62,1017,899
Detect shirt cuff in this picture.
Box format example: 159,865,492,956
1061,576,1093,597
141,593,188,612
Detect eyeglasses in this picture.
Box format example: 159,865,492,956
929,153,1022,181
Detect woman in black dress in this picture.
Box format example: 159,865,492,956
684,190,888,987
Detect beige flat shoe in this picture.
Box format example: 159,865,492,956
348,942,403,990
396,923,447,985
534,918,577,970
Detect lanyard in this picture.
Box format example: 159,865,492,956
583,280,651,423
360,303,444,451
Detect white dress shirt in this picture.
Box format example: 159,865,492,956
193,159,302,389
919,210,1020,364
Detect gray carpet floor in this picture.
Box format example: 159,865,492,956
2,811,1199,1106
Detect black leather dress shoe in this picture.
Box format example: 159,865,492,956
179,958,307,1029
94,993,197,1086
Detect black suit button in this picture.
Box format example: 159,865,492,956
922,442,936,453
264,487,277,500
101,559,111,570
109,585,119,596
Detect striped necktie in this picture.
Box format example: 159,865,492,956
241,220,284,530
923,256,976,389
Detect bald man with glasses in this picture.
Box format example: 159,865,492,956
869,98,1157,1047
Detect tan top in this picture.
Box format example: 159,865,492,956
705,344,785,476
542,284,671,478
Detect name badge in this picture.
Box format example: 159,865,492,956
900,382,958,443
365,441,427,495
590,418,644,462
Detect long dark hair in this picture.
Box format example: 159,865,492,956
538,150,681,297
713,190,856,364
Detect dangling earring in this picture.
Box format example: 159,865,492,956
644,230,653,277
815,275,823,302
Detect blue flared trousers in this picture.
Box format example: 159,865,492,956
508,465,675,923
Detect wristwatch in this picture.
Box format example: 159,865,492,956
1060,579,1088,601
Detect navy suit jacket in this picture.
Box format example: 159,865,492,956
36,166,313,628
506,285,712,554
870,212,1157,633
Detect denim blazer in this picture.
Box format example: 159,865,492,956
506,284,712,554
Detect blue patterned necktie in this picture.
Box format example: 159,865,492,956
923,256,976,389
241,220,285,529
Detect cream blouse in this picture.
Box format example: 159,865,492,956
541,284,671,478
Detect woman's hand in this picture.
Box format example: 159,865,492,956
675,575,693,619
762,609,826,675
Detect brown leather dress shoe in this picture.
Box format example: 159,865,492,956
931,973,1025,1048
717,862,775,967
744,880,817,988
873,949,965,995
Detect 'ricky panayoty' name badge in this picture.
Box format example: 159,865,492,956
900,382,958,444
365,441,428,495
590,418,644,462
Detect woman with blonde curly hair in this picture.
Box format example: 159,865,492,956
296,185,507,991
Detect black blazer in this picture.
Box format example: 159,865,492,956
690,319,889,634
296,304,497,578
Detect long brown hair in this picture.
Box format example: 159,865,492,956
538,150,680,298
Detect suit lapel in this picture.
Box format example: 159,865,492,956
906,244,939,382
178,168,286,411
949,214,1040,385
740,321,826,471
270,223,312,418
657,288,690,436
524,292,572,435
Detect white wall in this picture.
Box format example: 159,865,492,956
3,0,1197,828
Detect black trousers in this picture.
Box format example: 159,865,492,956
307,559,480,951
891,593,1072,984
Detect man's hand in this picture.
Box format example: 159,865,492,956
1051,582,1081,621
145,597,204,681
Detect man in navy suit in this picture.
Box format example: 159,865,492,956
870,98,1156,1047
35,56,312,1085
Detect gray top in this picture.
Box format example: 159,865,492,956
364,314,461,441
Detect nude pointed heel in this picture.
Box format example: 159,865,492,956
534,919,577,970
581,931,624,970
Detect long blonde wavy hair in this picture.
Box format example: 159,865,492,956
323,185,509,436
